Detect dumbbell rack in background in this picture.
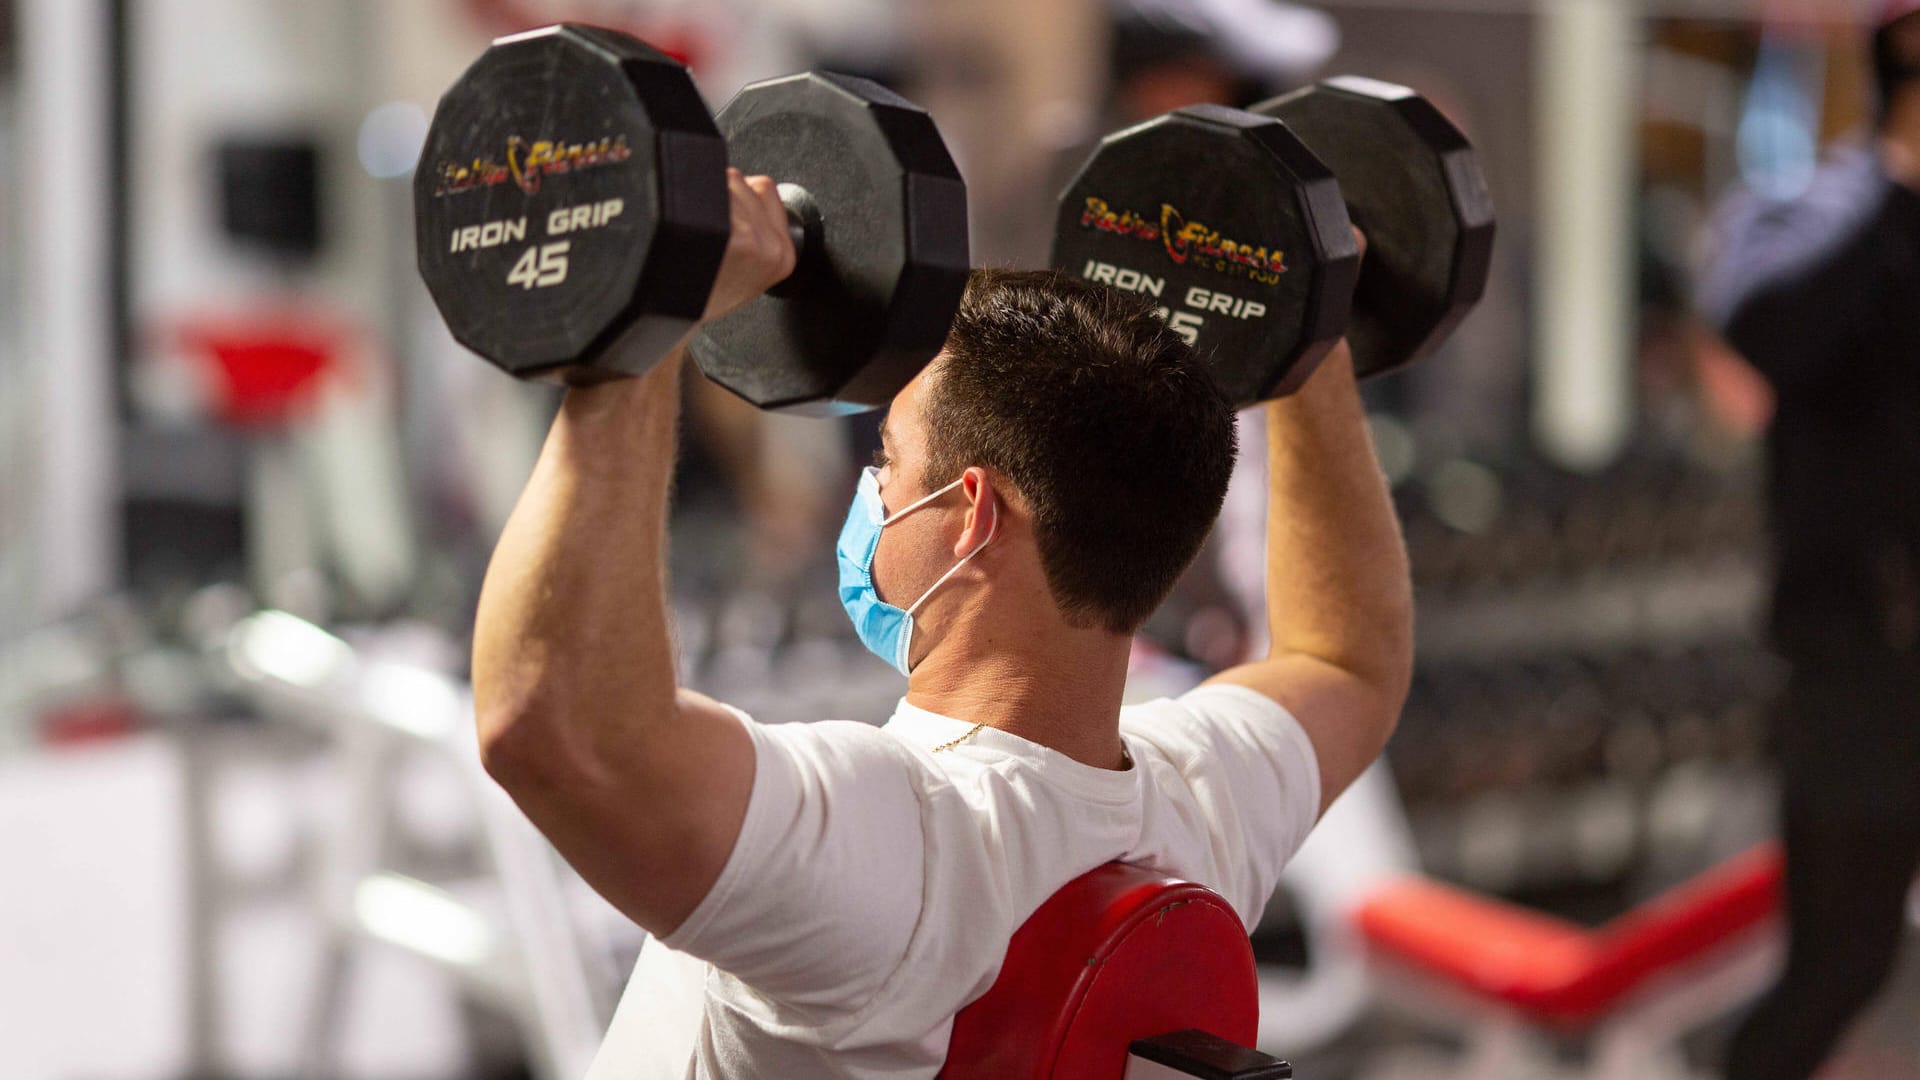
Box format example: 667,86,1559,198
1386,452,1778,910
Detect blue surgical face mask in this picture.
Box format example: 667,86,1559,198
836,466,996,675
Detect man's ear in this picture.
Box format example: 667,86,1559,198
957,467,999,557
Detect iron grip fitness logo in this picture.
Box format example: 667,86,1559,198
432,133,632,197
1078,197,1288,285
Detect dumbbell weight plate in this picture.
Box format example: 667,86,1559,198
1254,77,1496,380
691,72,970,416
1051,105,1360,408
414,24,729,381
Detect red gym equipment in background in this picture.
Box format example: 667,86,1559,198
1356,843,1785,1078
170,314,350,429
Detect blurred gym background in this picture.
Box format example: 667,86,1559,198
1,0,1914,1077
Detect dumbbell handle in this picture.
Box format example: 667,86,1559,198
769,182,822,298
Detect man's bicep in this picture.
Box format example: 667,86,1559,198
1204,656,1397,816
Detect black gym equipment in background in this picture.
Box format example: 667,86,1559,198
215,136,324,260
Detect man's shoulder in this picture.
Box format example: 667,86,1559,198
1120,683,1293,739
736,715,946,808
751,714,925,758
1119,682,1310,782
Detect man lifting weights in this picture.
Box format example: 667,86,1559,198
407,24,1497,1076
471,162,1408,1076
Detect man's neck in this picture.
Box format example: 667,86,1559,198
904,628,1133,770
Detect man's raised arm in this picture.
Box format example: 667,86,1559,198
1207,341,1414,816
471,171,795,937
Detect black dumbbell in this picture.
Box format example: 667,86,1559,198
1252,78,1495,383
1051,77,1495,408
414,24,969,414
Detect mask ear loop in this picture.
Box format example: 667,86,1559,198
881,474,965,527
903,486,998,618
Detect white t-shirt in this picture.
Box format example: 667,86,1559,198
584,683,1321,1080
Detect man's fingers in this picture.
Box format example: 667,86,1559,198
743,175,788,237
742,173,779,200
703,169,796,323
740,174,795,274
722,170,788,266
724,169,753,232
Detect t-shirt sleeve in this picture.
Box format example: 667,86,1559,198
658,714,927,1016
1123,684,1322,926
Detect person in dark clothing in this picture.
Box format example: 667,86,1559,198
1699,6,1920,1077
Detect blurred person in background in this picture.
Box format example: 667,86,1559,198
1104,0,1338,122
1019,0,1336,271
1698,4,1920,1077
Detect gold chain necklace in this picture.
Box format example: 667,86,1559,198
930,722,989,754
930,722,1134,768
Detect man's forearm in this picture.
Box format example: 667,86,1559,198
1260,349,1413,697
473,353,684,775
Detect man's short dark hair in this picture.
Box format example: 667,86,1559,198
922,268,1237,635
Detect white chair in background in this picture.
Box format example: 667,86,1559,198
222,610,620,1080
